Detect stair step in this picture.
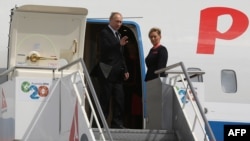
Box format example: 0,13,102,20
92,128,177,141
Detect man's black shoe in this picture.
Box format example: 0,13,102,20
118,125,127,129
111,125,127,129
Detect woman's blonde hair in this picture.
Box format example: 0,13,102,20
148,27,161,37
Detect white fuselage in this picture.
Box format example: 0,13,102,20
1,1,250,141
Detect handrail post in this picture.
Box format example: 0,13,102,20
79,59,113,141
179,62,216,141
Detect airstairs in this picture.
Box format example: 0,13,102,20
0,58,216,141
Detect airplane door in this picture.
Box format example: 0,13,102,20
7,5,88,72
84,20,145,129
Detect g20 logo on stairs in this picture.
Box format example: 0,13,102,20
176,87,197,104
21,81,49,100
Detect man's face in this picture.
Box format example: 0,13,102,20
110,14,123,31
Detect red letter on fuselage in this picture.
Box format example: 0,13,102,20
197,7,249,54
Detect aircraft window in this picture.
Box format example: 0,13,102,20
221,69,237,93
187,68,203,82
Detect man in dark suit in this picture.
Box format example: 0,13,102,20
97,12,129,128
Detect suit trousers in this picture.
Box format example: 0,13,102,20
98,78,125,127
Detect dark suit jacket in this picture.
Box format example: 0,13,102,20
96,26,128,82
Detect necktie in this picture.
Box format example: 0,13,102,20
115,32,123,52
115,32,120,41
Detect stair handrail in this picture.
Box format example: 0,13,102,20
58,58,113,141
177,72,209,141
155,61,216,141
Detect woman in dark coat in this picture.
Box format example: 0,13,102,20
145,27,168,81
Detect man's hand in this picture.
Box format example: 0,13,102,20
120,36,128,46
124,72,129,80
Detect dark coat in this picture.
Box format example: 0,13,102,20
145,45,168,81
91,26,128,83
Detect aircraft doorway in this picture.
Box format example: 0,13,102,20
84,20,144,129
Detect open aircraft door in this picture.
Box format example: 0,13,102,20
7,5,88,74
